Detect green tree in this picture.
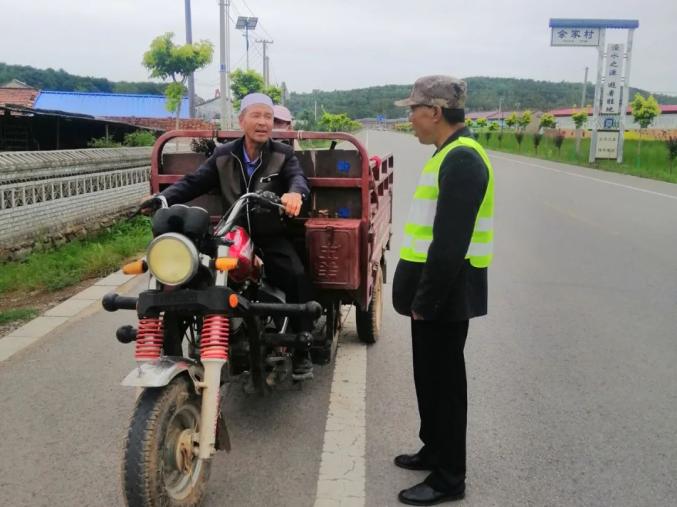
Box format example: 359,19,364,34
230,69,283,110
517,110,532,131
476,117,488,129
631,93,661,129
317,112,361,132
571,110,588,129
466,119,476,129
505,112,518,130
631,93,661,167
230,69,264,103
539,113,557,130
571,109,589,157
488,122,499,132
142,32,213,129
295,109,318,130
263,85,282,104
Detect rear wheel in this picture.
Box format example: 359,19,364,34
122,376,210,507
356,265,383,344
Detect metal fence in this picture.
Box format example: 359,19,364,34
0,147,152,245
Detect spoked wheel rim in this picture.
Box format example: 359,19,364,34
162,401,204,501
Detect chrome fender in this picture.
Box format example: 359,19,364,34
122,356,203,393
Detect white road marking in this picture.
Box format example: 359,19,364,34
490,153,677,201
314,332,367,507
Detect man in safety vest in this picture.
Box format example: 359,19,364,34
392,75,494,505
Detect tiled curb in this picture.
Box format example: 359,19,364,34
0,270,139,362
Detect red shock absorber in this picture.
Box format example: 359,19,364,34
200,314,229,361
135,316,164,360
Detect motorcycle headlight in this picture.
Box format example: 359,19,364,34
146,233,199,286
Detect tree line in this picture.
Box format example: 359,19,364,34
4,61,675,122
0,62,167,95
288,77,677,119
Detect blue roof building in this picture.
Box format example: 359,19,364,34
34,90,189,118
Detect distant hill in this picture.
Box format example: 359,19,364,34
4,63,675,120
288,77,677,119
0,62,166,95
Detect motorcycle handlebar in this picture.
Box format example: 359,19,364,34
102,293,138,312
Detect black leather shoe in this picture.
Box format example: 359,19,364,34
394,452,435,471
398,481,465,505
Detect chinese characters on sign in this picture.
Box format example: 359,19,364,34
601,44,625,114
595,131,620,159
550,27,601,46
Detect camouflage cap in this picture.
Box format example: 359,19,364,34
394,75,467,109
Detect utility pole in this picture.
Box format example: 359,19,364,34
280,81,288,106
580,66,589,108
256,40,273,86
184,0,195,118
576,66,589,155
498,96,503,130
219,0,233,129
245,32,250,70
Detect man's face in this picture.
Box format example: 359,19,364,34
273,119,292,131
408,105,437,145
239,104,274,144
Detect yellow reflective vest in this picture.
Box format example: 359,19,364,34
400,136,494,268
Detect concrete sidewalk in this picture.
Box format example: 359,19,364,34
0,270,139,362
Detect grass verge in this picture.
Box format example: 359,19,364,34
479,132,677,183
0,308,39,325
0,216,151,326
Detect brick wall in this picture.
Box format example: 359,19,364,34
0,148,152,259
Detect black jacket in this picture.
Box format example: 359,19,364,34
392,127,489,322
161,136,309,238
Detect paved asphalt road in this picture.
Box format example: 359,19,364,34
1,130,676,506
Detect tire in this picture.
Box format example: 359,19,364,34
356,265,383,344
122,376,210,507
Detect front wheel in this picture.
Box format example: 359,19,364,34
122,376,210,507
356,265,383,344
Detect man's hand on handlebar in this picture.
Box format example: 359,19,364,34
281,192,303,217
138,195,165,216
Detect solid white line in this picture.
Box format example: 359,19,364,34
314,332,367,507
490,153,677,201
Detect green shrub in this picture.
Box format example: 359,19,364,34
123,130,156,146
87,137,121,148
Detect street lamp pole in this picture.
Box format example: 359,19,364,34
219,0,233,129
184,0,195,118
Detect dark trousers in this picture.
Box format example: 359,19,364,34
411,318,469,488
256,236,314,332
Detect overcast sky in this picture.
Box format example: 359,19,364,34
2,0,675,102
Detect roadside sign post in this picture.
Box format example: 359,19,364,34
617,28,635,163
549,19,639,164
